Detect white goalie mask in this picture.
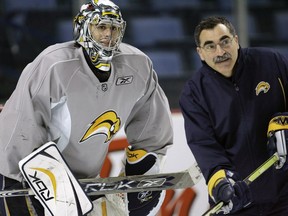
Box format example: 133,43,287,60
73,0,126,71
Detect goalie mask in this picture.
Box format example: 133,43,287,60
73,0,126,71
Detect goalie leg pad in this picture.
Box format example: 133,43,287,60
0,175,44,216
87,194,127,216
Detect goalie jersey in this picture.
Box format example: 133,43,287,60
0,41,173,181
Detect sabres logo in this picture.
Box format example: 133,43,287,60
255,81,270,96
80,110,121,143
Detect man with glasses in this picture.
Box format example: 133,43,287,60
0,0,173,215
180,16,288,215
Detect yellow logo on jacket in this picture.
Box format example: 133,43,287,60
255,81,270,96
80,110,121,143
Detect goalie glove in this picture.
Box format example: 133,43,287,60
124,147,166,216
208,169,252,214
267,112,288,170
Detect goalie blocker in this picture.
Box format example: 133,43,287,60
19,142,93,216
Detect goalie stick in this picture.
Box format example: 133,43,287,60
202,152,280,216
0,161,202,198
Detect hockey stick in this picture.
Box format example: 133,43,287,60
202,152,280,216
0,161,202,198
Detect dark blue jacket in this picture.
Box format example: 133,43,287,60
179,47,288,204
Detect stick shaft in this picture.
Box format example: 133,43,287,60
244,153,279,185
0,163,202,197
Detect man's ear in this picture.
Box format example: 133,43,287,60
197,47,205,61
234,35,240,49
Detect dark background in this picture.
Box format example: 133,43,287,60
1,0,288,109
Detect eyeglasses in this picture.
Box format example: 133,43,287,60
200,37,234,52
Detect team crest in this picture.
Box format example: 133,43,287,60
255,81,270,96
80,110,121,143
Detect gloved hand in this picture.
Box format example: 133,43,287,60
267,112,288,170
124,147,166,216
208,169,252,214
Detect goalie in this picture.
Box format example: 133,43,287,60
0,0,173,215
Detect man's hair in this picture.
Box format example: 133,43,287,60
194,16,236,47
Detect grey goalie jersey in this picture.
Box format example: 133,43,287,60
0,42,173,181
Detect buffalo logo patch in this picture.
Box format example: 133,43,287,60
80,110,121,143
255,81,270,96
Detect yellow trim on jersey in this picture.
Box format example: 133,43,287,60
96,63,110,68
278,78,287,111
208,169,226,197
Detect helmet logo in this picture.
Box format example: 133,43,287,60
91,53,99,62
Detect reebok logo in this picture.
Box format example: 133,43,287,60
116,76,133,86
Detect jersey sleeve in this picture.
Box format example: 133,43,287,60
124,67,173,156
179,80,234,182
0,61,51,181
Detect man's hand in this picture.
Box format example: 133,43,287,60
267,112,288,170
208,170,252,214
